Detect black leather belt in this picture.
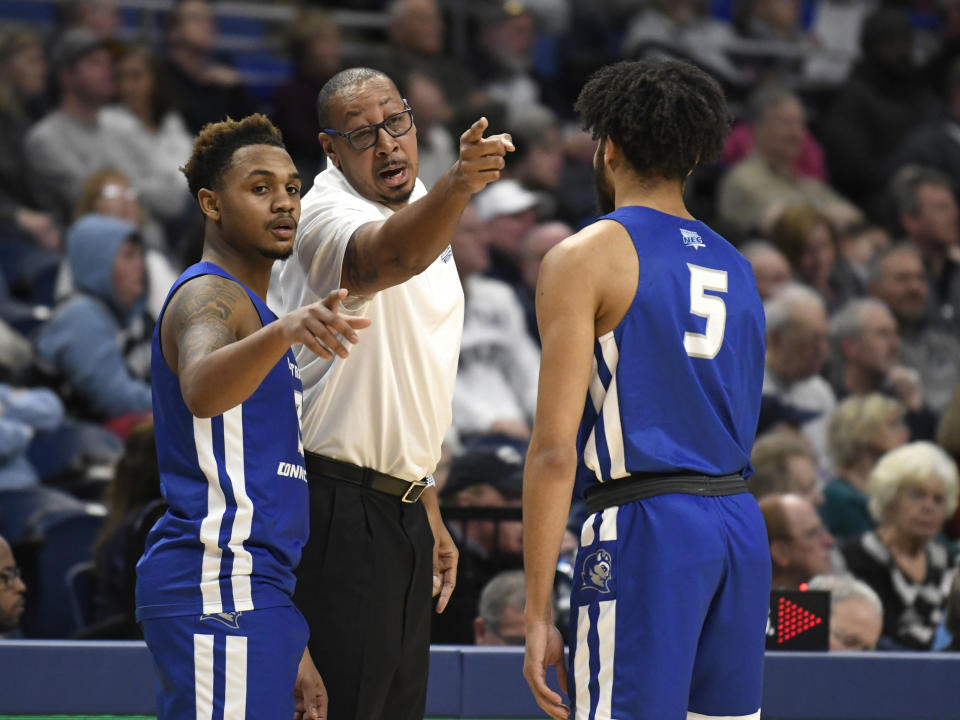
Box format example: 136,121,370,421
585,471,747,515
304,452,428,503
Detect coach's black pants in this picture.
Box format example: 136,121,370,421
294,466,435,720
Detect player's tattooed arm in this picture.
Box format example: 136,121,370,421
163,275,250,376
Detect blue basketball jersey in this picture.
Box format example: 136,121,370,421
137,262,309,621
578,206,765,485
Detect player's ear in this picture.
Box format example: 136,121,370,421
197,188,221,222
319,133,340,170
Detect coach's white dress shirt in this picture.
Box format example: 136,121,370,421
277,165,464,482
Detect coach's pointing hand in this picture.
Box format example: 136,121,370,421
452,116,515,195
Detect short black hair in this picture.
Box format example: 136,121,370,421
316,67,392,129
181,113,286,198
574,59,730,182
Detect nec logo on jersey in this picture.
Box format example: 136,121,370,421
681,228,705,250
582,548,613,593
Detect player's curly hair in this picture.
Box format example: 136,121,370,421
181,113,286,198
574,59,730,182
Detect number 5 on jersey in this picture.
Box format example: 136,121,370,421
684,263,728,359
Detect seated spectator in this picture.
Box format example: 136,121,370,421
807,573,884,651
762,284,836,469
717,84,861,240
748,432,822,506
621,0,745,87
65,169,178,319
160,0,254,134
57,0,121,41
836,221,891,294
473,569,525,646
760,492,835,589
768,204,861,311
828,298,937,439
89,420,161,634
732,0,814,86
842,441,959,649
451,206,540,442
517,220,571,344
867,243,960,413
0,384,64,490
503,104,565,218
475,179,540,289
99,44,192,225
0,534,27,638
0,27,61,308
36,215,152,422
937,389,960,538
272,8,342,185
723,120,826,181
889,166,960,340
433,444,524,644
821,394,909,541
741,241,791,301
819,7,941,219
404,72,456,190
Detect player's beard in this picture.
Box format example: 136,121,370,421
258,245,294,261
593,139,615,216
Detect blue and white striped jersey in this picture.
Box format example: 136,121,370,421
136,262,308,620
578,206,766,486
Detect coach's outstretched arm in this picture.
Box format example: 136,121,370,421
523,234,602,720
162,284,370,418
306,117,513,297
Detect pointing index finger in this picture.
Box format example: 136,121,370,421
461,116,488,145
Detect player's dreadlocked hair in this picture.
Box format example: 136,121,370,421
181,113,286,199
574,59,730,182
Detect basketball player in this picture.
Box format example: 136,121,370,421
136,114,369,720
522,60,771,720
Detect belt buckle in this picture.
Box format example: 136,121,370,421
401,479,428,503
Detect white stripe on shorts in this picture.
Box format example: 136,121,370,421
195,416,225,613
687,709,761,720
594,599,616,719
224,635,248,719
193,634,214,720
574,607,591,720
598,507,618,542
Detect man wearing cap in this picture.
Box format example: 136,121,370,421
24,28,180,224
474,177,540,288
278,67,514,720
433,445,526,644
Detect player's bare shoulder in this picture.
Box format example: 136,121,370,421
160,274,260,375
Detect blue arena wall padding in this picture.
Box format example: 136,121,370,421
0,642,957,718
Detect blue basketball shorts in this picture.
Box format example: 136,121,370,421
568,491,771,720
142,604,309,720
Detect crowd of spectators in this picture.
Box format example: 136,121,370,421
1,0,960,655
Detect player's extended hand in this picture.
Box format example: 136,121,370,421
432,519,459,613
523,621,569,720
279,288,371,360
293,648,328,720
452,117,515,195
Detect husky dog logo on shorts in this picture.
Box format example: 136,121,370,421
582,548,613,593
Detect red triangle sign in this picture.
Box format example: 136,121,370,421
777,597,823,643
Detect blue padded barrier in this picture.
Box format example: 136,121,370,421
0,642,957,719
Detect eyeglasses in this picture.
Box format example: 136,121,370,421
322,101,414,151
0,566,22,588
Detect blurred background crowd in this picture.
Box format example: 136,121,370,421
1,0,960,661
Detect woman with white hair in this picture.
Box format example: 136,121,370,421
841,441,959,649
